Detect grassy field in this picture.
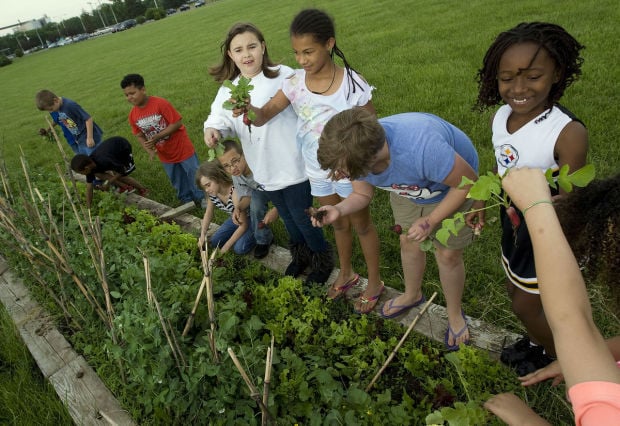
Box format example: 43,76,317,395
0,305,72,424
0,0,619,422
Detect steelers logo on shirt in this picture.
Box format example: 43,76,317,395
495,144,519,169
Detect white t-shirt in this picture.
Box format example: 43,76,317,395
204,66,307,191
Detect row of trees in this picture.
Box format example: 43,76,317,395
0,0,193,55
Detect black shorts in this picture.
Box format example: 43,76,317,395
500,204,538,293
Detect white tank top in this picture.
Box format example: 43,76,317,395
492,104,573,176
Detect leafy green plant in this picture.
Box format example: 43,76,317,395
222,76,257,135
432,164,596,248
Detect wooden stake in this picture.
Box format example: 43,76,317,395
365,291,438,392
261,334,275,426
228,347,273,424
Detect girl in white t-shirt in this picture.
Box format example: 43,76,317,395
241,9,384,313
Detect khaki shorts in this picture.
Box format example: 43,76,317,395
390,192,474,250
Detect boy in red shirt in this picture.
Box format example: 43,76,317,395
121,74,204,205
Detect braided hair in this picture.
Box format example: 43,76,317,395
474,22,584,112
290,8,364,98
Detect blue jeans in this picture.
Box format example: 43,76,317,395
265,180,328,252
251,190,273,245
210,217,256,254
161,153,204,203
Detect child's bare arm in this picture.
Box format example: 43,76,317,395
85,117,95,147
246,90,290,127
554,121,588,195
149,119,183,143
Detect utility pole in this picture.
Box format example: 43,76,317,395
106,2,118,24
88,2,107,28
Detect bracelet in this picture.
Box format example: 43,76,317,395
522,199,553,216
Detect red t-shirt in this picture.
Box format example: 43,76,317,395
128,96,195,163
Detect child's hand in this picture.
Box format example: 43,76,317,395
86,137,95,148
465,200,486,235
230,98,250,118
502,168,552,211
519,360,564,387
484,393,550,425
204,128,221,148
407,216,433,242
262,207,279,225
307,206,338,227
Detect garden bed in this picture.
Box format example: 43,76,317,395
0,172,562,425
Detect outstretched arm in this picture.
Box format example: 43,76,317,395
243,90,290,127
312,180,374,227
502,167,620,388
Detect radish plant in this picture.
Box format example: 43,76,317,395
222,76,257,135
432,164,596,248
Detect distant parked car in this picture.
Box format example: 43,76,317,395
166,8,177,15
195,1,205,6
179,3,191,11
120,19,137,30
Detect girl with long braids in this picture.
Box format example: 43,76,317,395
238,9,383,312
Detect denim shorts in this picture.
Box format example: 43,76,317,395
309,177,352,198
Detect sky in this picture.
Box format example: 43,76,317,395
0,0,97,35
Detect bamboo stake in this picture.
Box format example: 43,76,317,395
182,275,208,337
140,250,153,306
365,291,438,392
261,334,275,426
228,347,273,424
204,245,220,362
151,287,184,375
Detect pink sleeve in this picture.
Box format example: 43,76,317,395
569,381,620,425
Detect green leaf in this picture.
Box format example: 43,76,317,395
556,164,572,192
110,291,122,299
420,239,434,252
466,173,501,201
544,168,557,189
568,163,595,187
435,228,451,247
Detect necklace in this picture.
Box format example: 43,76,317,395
309,63,336,95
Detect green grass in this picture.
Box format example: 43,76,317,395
0,305,73,425
0,0,619,422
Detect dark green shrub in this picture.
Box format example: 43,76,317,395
0,55,12,67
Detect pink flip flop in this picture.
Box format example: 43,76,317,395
327,273,360,300
354,283,385,314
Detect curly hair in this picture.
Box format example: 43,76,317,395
474,22,584,111
208,22,280,83
317,108,385,180
555,173,620,311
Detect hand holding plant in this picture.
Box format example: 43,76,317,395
222,76,257,135
433,164,595,247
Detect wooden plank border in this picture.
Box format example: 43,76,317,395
0,258,134,426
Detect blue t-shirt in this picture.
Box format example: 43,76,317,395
56,97,103,147
361,113,478,204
